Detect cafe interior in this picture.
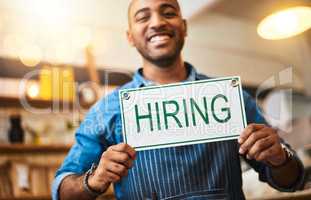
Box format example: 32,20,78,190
0,0,310,199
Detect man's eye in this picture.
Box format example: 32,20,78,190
136,14,150,22
163,12,177,18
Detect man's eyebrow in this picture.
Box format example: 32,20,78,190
160,3,179,11
133,3,180,18
134,7,150,18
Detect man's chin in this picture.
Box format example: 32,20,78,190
148,49,178,60
150,53,174,61
145,53,179,67
137,45,183,67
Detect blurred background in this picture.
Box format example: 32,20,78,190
0,0,310,199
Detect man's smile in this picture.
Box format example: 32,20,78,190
148,32,174,46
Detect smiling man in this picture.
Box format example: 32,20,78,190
53,0,305,200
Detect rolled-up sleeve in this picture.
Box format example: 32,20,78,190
243,90,305,191
52,96,118,200
52,172,75,200
265,151,305,192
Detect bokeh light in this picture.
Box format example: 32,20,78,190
258,6,311,40
19,44,42,67
26,82,40,99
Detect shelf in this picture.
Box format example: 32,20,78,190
0,96,78,110
0,196,51,200
0,144,72,154
0,96,96,110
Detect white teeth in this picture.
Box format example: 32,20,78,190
150,35,170,43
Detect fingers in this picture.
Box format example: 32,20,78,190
93,143,136,185
238,123,265,144
99,143,136,170
246,135,275,159
239,127,270,154
105,171,121,183
95,158,129,184
111,143,136,159
86,143,136,189
105,150,134,169
106,162,129,177
238,124,286,166
108,143,136,168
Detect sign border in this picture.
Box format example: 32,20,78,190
119,76,247,151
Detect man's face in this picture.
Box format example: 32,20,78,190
127,0,187,66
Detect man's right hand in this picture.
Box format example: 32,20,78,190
88,143,136,193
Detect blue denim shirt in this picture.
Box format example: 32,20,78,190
52,63,304,200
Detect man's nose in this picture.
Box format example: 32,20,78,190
149,14,167,30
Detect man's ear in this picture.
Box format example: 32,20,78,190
127,30,135,47
183,19,188,37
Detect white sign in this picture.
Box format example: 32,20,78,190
119,76,247,151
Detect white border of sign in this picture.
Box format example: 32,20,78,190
119,76,247,151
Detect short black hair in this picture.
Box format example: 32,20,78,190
127,0,181,27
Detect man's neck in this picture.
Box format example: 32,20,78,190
142,57,187,85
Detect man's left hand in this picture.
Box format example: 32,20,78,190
238,123,287,167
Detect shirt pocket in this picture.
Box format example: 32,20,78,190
162,188,227,200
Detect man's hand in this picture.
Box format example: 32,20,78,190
88,143,136,192
238,124,287,167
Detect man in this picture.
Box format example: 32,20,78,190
53,0,305,199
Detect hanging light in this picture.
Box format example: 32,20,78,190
257,6,311,40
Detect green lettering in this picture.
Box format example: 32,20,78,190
190,97,209,126
163,100,182,130
135,103,153,133
155,102,161,131
183,99,189,127
211,94,231,123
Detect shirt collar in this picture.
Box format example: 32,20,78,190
132,62,198,87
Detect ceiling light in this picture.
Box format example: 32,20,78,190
257,6,311,40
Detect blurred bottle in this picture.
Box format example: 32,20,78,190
39,66,52,100
8,115,24,143
52,67,61,101
61,66,76,102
